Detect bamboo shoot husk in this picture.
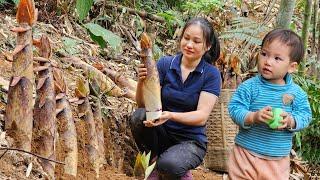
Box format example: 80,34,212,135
140,33,162,120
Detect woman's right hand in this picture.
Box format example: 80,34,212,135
138,63,147,82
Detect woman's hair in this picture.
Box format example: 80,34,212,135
180,17,220,64
261,28,304,64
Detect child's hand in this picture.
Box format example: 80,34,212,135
277,111,295,130
138,64,147,82
253,106,273,124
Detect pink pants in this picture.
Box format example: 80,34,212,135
227,145,290,180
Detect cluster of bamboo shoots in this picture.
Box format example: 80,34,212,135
4,0,160,179
4,0,105,178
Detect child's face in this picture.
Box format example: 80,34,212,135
180,24,210,62
257,38,297,85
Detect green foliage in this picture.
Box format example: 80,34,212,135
84,23,122,52
134,151,156,180
182,0,223,16
293,75,320,164
76,0,94,21
157,10,184,36
220,17,269,46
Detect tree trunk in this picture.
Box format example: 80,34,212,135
54,68,78,177
311,0,319,55
32,35,56,179
140,33,162,121
276,0,296,29
5,0,36,151
300,0,313,74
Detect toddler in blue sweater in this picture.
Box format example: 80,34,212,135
227,29,312,179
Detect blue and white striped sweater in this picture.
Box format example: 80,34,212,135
228,74,312,157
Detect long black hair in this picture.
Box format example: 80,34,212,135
180,17,220,64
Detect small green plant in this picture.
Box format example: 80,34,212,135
134,151,156,180
293,75,320,164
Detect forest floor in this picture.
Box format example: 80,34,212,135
0,10,227,179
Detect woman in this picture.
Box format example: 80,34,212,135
130,17,221,180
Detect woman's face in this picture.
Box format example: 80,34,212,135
180,24,210,62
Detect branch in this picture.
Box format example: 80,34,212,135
0,147,65,165
119,25,141,52
105,4,165,23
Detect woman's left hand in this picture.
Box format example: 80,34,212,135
143,111,172,127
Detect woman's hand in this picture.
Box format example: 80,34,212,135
277,111,295,130
143,111,172,127
138,63,147,82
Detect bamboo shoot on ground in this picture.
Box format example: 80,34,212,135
53,68,78,177
5,0,37,151
32,35,56,179
140,33,162,120
75,79,100,177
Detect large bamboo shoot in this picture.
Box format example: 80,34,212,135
5,0,36,151
33,35,56,179
140,33,162,120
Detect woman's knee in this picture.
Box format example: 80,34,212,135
157,156,186,177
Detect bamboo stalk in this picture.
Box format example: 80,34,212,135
5,0,37,151
32,35,56,179
140,33,162,120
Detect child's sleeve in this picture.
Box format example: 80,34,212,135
228,82,253,129
289,91,312,132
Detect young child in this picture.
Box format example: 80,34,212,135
227,29,312,179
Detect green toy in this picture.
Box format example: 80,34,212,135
267,108,283,129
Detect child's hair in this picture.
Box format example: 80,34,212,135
261,29,304,64
180,17,220,64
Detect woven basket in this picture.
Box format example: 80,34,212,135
204,89,238,172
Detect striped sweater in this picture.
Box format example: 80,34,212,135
228,74,312,157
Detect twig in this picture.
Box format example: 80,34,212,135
0,149,8,159
0,147,65,165
105,4,165,23
119,25,141,52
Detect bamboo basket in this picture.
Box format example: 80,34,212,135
204,89,238,172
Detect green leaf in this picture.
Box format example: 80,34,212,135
144,161,156,180
76,0,94,21
84,23,122,51
134,152,144,177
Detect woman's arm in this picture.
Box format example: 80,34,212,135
170,91,218,126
